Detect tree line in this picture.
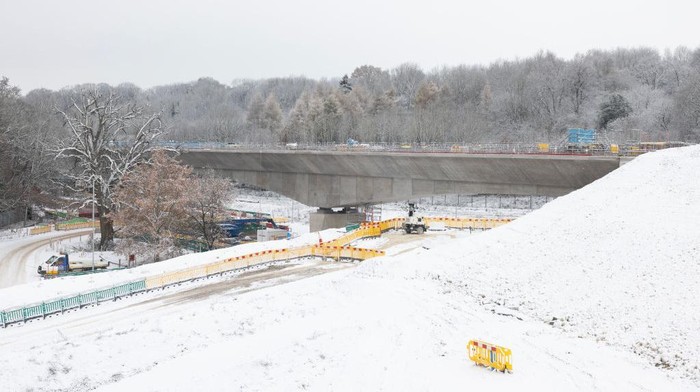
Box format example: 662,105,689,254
2,46,700,236
6,47,700,150
0,83,234,261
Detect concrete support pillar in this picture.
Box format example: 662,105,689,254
309,208,364,232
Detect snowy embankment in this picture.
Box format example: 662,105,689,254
365,145,700,381
0,228,345,310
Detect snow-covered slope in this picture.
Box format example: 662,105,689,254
364,145,700,381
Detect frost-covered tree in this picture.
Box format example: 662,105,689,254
0,77,56,216
246,93,265,129
598,93,633,130
262,94,283,133
391,63,425,109
339,74,352,93
112,150,192,263
187,173,235,250
55,86,165,249
351,65,390,95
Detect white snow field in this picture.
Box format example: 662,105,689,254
1,145,699,391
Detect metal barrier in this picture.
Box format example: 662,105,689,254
55,221,100,231
467,340,513,372
423,217,512,230
0,280,147,328
29,225,52,235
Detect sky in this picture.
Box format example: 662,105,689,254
1,0,699,93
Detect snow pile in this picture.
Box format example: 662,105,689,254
360,145,700,381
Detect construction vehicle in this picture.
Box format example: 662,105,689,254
402,202,427,234
218,218,286,240
37,253,108,276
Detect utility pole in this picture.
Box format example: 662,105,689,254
92,177,95,271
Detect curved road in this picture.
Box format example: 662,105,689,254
0,229,93,289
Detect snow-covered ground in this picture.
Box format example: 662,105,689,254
1,146,699,391
0,227,347,310
232,186,548,235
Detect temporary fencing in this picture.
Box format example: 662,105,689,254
467,339,513,372
0,280,147,328
1,223,390,328
2,215,512,328
55,221,100,231
423,217,512,230
27,220,100,235
29,225,52,235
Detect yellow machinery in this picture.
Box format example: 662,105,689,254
467,340,512,373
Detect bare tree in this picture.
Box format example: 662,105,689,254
55,86,165,249
112,150,192,263
390,63,425,109
187,174,235,250
0,77,56,217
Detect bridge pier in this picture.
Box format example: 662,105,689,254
310,207,363,232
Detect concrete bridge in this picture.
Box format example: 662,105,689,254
178,150,624,230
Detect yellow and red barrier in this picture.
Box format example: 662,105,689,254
29,225,52,235
467,340,512,372
144,216,512,290
55,221,100,231
423,217,512,230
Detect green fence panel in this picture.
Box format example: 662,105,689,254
44,299,63,314
131,280,146,292
2,279,148,327
95,288,113,302
24,304,44,319
80,292,97,305
114,284,129,297
62,295,80,310
5,309,23,323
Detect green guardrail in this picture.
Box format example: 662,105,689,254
0,280,146,328
345,223,361,232
61,217,90,225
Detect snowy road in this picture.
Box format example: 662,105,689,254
0,229,93,289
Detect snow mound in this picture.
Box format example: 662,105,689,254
360,145,700,381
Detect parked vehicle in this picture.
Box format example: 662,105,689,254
37,253,108,276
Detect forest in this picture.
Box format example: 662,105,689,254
6,47,700,148
2,46,700,226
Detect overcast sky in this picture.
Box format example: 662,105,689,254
1,0,699,93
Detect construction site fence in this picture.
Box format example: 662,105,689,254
0,280,147,328
144,244,385,289
3,216,512,328
1,223,390,328
361,217,512,231
423,217,512,230
26,220,100,236
28,225,52,235
468,339,513,372
55,221,100,231
156,140,668,156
